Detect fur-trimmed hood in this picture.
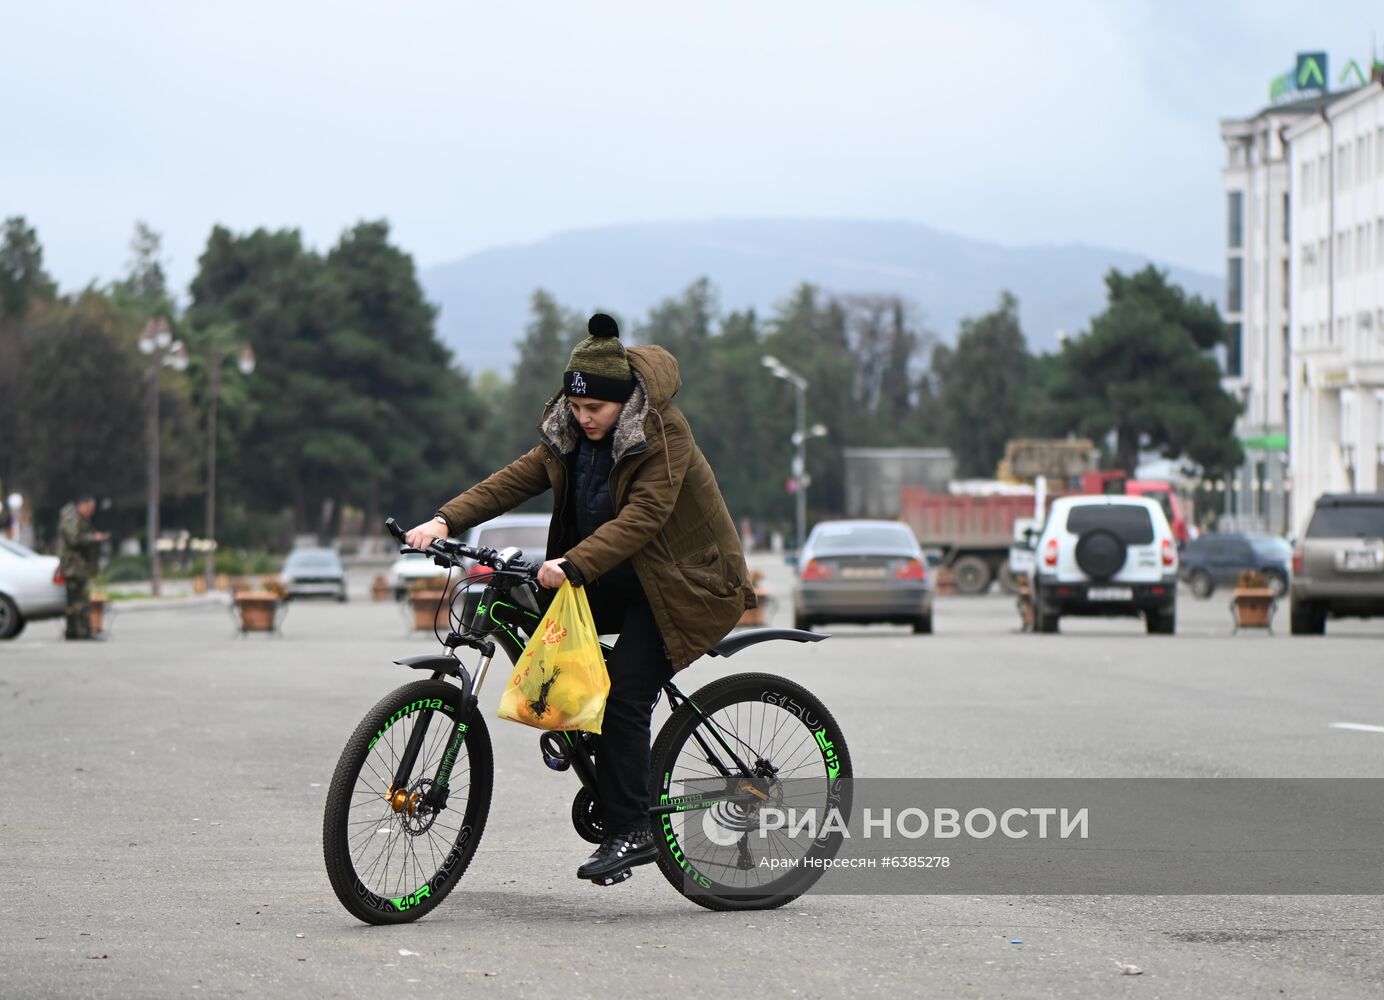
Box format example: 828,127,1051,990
436,340,753,670
537,345,682,464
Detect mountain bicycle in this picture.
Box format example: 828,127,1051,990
322,518,852,923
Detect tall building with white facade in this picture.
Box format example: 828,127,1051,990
1285,80,1384,536
1219,94,1337,535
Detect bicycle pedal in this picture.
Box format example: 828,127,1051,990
591,868,633,887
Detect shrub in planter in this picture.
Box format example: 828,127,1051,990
102,554,151,584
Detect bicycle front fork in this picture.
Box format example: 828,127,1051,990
389,643,498,812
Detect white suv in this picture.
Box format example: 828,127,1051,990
1027,496,1179,634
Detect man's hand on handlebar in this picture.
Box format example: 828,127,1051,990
405,517,450,551
537,559,569,590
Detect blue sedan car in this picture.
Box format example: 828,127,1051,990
1179,533,1291,598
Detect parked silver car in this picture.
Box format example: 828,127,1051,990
792,519,934,634
280,547,348,601
1290,493,1384,634
0,537,66,638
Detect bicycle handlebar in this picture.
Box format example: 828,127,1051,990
384,516,538,580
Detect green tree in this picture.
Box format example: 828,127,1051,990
469,369,517,475
1018,350,1067,440
507,290,584,459
189,226,367,538
636,278,719,438
879,299,924,438
681,306,784,527
18,293,200,545
115,221,169,307
0,216,56,321
1048,267,1242,474
762,284,854,518
189,221,489,542
842,295,930,445
326,220,491,534
935,291,1034,478
0,216,58,491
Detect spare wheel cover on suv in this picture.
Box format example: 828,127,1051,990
1075,529,1127,580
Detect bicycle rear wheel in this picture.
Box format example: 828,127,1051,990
649,672,851,911
323,679,493,924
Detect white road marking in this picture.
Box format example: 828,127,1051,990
1329,722,1384,734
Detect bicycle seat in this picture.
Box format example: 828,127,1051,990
705,627,826,658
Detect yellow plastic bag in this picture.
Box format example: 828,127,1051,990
497,581,610,733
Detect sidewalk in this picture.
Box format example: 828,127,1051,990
98,579,231,613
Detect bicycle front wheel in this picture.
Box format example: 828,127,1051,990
649,672,852,911
323,679,493,924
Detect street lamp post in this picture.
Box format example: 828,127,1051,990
138,318,188,596
203,341,256,588
762,356,827,554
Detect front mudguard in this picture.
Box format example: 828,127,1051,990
395,655,477,714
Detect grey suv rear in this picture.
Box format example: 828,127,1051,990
1290,494,1384,635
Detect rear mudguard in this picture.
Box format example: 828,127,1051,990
706,627,827,659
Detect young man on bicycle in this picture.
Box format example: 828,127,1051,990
406,313,756,883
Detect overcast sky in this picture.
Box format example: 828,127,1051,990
4,1,1379,297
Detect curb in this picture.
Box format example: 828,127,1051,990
104,594,231,613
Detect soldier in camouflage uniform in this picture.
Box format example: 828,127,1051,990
58,495,107,640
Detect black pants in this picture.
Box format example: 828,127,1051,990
582,583,674,833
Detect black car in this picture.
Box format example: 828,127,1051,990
1179,533,1291,598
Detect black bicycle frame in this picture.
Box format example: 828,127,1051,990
392,574,765,818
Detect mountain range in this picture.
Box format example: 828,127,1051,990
418,219,1222,376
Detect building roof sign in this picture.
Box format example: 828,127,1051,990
1337,58,1380,87
1269,52,1384,104
1270,52,1328,102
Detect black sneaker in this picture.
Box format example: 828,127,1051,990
576,829,657,881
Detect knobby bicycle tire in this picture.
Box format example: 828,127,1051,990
649,672,852,911
323,679,493,924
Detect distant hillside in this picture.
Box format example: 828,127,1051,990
419,219,1222,375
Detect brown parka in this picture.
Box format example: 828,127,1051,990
436,344,756,670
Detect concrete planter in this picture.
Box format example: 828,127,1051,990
736,571,770,627
89,593,108,634
1015,575,1034,631
411,590,450,631
1231,588,1276,633
235,591,281,633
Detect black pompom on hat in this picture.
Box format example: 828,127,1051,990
587,312,619,339
565,313,634,402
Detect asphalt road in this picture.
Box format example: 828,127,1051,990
2,555,1382,999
